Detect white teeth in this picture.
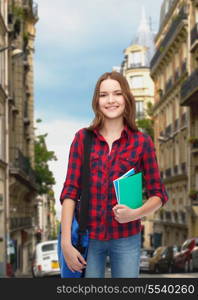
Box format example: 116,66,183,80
106,106,118,110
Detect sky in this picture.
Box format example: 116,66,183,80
34,0,164,220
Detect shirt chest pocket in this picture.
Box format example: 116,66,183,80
118,153,142,175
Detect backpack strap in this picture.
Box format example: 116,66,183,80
78,129,94,235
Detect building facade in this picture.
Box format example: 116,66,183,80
121,8,155,120
180,0,198,236
150,0,198,246
0,0,8,277
35,190,57,243
0,0,58,277
47,189,57,240
7,0,39,275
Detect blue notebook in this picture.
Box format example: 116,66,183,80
113,167,135,202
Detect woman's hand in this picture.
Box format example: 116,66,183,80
113,196,162,223
112,204,140,223
61,242,87,273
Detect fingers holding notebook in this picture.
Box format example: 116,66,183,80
112,204,140,223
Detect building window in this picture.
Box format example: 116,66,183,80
129,51,142,67
195,8,198,23
130,75,144,88
0,114,4,160
136,101,144,118
196,170,198,190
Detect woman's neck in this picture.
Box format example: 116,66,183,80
100,119,125,138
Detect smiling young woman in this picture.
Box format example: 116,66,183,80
60,71,169,278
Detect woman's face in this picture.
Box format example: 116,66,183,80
98,79,125,121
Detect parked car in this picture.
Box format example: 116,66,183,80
140,248,154,272
192,242,198,271
173,237,198,272
148,245,180,273
32,240,60,277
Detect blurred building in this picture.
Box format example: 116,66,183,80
47,189,57,240
150,0,198,247
180,0,198,237
0,0,58,277
34,190,57,243
7,0,39,276
0,0,9,277
121,7,155,120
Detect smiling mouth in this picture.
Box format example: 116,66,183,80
105,106,119,110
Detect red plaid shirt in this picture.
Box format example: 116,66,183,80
60,125,168,240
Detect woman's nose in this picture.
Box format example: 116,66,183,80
107,94,115,103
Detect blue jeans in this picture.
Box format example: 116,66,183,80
84,233,141,278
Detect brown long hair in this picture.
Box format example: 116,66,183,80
86,71,138,132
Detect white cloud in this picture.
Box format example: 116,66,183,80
35,0,141,49
35,112,90,220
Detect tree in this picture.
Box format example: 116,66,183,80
34,119,57,195
136,101,154,140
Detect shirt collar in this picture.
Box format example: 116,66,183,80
93,124,130,141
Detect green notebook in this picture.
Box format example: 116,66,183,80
118,172,143,209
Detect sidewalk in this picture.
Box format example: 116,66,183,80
14,270,32,278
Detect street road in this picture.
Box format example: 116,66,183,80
105,268,198,278
10,269,198,278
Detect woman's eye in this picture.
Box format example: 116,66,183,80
115,93,122,96
99,94,106,97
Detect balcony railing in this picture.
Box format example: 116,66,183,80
10,217,33,230
157,62,186,101
10,147,37,185
191,23,198,50
180,68,198,106
150,6,188,69
127,63,146,69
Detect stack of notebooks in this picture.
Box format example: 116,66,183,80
113,168,143,209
